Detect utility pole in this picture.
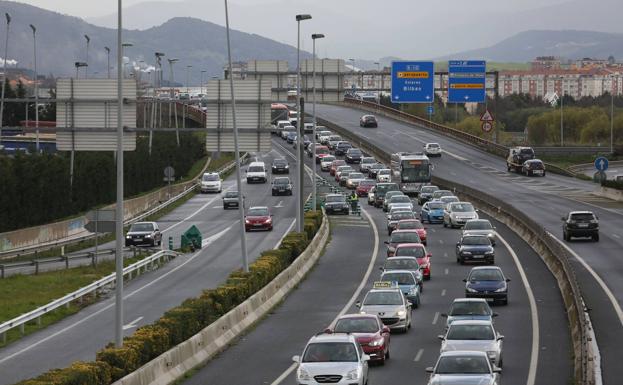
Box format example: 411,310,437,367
0,13,11,143
84,34,90,78
105,47,111,78
30,24,39,152
311,33,325,212
114,0,124,348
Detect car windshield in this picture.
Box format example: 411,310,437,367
362,158,376,164
333,160,346,167
329,136,341,141
326,195,345,203
421,186,439,194
449,302,492,316
385,258,419,270
248,166,264,173
451,203,475,212
398,220,423,229
348,149,362,155
303,342,358,363
520,148,534,155
378,170,391,176
390,232,421,243
440,197,459,204
248,208,269,216
273,179,289,185
462,236,490,246
469,269,504,281
464,221,493,230
391,196,411,203
447,324,495,340
202,174,219,181
370,164,384,170
317,148,330,154
363,291,403,305
436,356,491,374
427,202,444,210
433,190,452,198
359,180,376,187
428,143,440,148
382,272,415,285
322,156,336,163
391,212,415,221
349,173,364,179
570,213,595,221
273,160,287,166
334,318,379,333
224,191,238,198
129,223,154,232
395,245,425,257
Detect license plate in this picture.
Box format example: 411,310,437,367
253,224,263,227
578,223,589,228
473,255,484,259
534,170,543,174
486,298,494,302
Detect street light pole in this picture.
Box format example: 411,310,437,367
225,0,249,272
84,34,90,78
0,13,11,142
296,13,311,233
30,24,39,152
186,65,192,94
105,47,111,78
611,75,615,154
349,58,355,90
200,70,207,95
374,61,381,105
311,33,324,212
168,58,180,146
560,90,564,147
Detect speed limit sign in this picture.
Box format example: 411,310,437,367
481,121,493,133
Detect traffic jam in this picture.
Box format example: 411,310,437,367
273,112,507,385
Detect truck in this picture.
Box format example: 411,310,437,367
506,146,535,173
390,152,433,196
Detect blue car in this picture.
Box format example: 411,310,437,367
420,200,445,224
381,270,421,308
464,266,510,305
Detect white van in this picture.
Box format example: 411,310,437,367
246,162,267,183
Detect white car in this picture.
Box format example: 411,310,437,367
426,351,500,385
346,172,366,189
200,172,222,193
386,195,414,213
424,142,442,157
376,169,392,183
246,162,267,183
443,202,479,228
320,155,336,171
358,283,412,332
281,125,295,139
293,333,370,385
439,320,504,367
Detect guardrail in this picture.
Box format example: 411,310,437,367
0,249,179,344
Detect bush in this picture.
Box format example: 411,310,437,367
602,179,623,190
15,361,112,385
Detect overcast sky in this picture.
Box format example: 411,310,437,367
11,0,623,59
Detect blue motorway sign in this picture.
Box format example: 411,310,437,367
594,156,609,172
391,61,434,103
448,60,486,103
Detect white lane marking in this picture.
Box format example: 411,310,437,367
274,219,296,249
444,268,449,275
443,252,448,258
548,231,623,327
274,200,284,208
270,205,380,385
430,228,436,233
497,232,539,385
414,348,424,362
0,225,235,365
441,289,446,297
432,312,440,325
163,184,234,234
122,316,143,331
612,234,621,239
439,239,444,245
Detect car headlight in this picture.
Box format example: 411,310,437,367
125,235,131,239
388,247,396,253
488,233,495,238
345,369,360,380
397,310,406,317
485,251,494,255
409,287,418,295
466,287,478,293
145,234,152,238
297,368,311,381
265,218,272,223
461,251,472,255
369,337,384,347
245,219,250,224
495,284,507,292
285,165,289,168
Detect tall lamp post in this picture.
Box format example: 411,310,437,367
311,33,324,212
168,58,179,97
30,24,39,151
155,52,165,90
349,58,355,90
75,62,88,78
104,47,111,78
0,12,11,143
611,75,616,154
374,61,381,105
84,34,90,78
186,65,192,94
295,13,312,232
200,70,207,95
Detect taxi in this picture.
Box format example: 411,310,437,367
357,282,412,332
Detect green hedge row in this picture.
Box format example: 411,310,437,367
16,210,324,385
602,179,623,191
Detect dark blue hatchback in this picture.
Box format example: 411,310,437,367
464,266,510,305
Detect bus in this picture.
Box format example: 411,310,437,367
390,152,432,195
271,103,289,124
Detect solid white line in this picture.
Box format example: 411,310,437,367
441,289,446,297
270,205,380,385
612,234,621,239
548,231,623,327
414,348,424,362
122,316,144,330
274,219,296,250
444,268,449,275
497,232,539,385
432,312,440,325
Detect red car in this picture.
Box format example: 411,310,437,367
356,179,376,197
326,314,391,364
314,145,330,163
394,242,432,280
329,159,346,176
244,206,273,232
384,229,421,257
395,219,427,245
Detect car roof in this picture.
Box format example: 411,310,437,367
569,211,594,215
439,350,489,358
249,161,265,166
382,269,415,276
134,221,156,225
470,266,502,272
387,256,418,260
450,320,494,326
326,194,345,198
452,298,488,303
395,242,424,247
338,313,379,320
248,206,269,210
309,333,357,343
392,229,420,234
367,287,403,294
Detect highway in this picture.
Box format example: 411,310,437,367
314,103,623,384
181,135,571,385
0,137,311,384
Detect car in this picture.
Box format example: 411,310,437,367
507,146,535,172
345,148,363,164
394,242,431,280
327,135,343,150
244,206,273,231
356,179,376,197
443,202,479,228
417,185,439,205
367,163,386,179
294,134,311,149
425,351,501,385
374,182,400,208
222,190,242,209
335,141,353,156
335,165,354,182
292,333,370,385
463,219,497,246
200,172,222,193
324,194,350,215
273,120,292,135
432,189,454,201
281,125,295,140
456,235,494,264
522,159,546,176
439,320,504,368
367,186,376,205
376,169,392,183
271,177,293,196
346,172,365,189
339,170,356,187
424,142,442,157
382,191,404,212
303,122,314,134
385,229,422,257
420,201,445,224
312,145,331,163
562,211,599,241
286,131,297,144
357,282,412,332
387,211,416,235
386,195,414,213
327,314,391,364
320,155,336,171
271,158,289,174
438,195,460,209
392,219,427,245
360,115,378,127
382,256,424,291
316,130,332,141
464,266,510,305
380,270,421,307
329,159,347,176
442,298,497,328
125,221,162,247
246,161,267,183
359,157,377,173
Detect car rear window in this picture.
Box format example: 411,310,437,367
385,258,419,270
248,208,269,216
302,342,358,363
395,245,425,257
248,166,264,172
130,223,154,232
382,272,415,285
334,318,379,333
570,213,595,221
447,324,494,340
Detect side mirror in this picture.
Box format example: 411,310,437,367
456,242,460,246
437,335,445,340
506,278,511,282
441,313,448,318
355,301,361,308
379,266,384,271
561,216,566,221
324,328,333,334
497,335,505,340
363,354,371,362
493,367,502,373
492,312,499,317
292,355,300,363
462,279,467,282
427,253,432,258
384,241,389,245
382,325,390,333
425,367,434,373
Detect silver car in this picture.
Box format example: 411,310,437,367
463,219,497,246
439,320,504,367
442,298,497,328
387,195,414,213
376,168,392,183
426,351,501,385
357,285,412,332
293,333,369,385
443,202,479,228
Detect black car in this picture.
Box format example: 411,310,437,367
271,177,293,196
368,163,386,178
324,194,350,215
456,235,495,265
417,185,439,205
562,211,599,241
345,148,363,164
271,158,289,174
125,222,162,247
360,115,378,127
522,159,546,177
464,266,510,305
334,141,352,156
223,191,242,209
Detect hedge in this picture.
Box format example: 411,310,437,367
16,213,324,384
602,179,623,191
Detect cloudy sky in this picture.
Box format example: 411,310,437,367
11,0,623,59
